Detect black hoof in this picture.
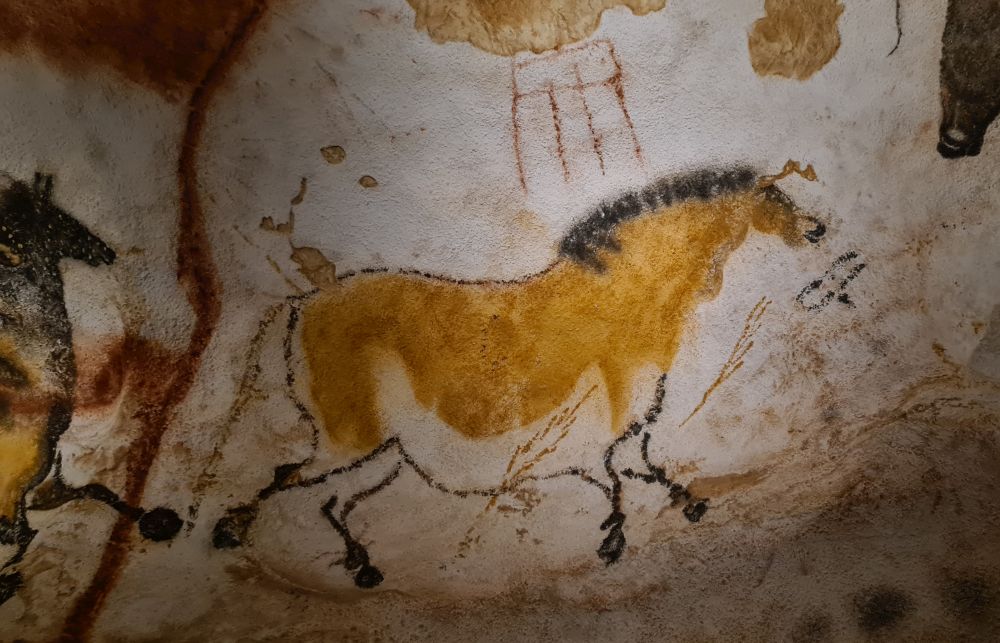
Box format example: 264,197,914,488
353,564,384,588
597,524,626,565
212,505,258,549
0,571,23,604
938,136,982,159
138,507,183,542
683,500,708,523
804,219,826,244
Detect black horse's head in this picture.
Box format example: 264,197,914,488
0,173,115,592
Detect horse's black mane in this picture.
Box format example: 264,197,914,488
558,165,761,270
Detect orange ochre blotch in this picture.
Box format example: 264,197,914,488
302,186,811,452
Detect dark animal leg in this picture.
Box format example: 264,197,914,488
322,462,402,588
597,373,668,565
0,504,35,605
214,299,321,549
27,456,183,541
621,432,708,523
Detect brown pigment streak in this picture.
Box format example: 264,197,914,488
59,3,269,640
607,42,644,165
511,66,528,193
0,1,260,103
547,84,571,182
574,64,605,176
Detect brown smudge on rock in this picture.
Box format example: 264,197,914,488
0,0,265,103
359,175,379,188
72,335,179,415
406,0,667,56
852,586,912,633
943,575,996,621
321,145,346,165
290,246,337,290
791,612,832,642
686,468,768,499
748,0,844,81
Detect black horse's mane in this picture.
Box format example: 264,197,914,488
558,165,764,270
326,165,815,290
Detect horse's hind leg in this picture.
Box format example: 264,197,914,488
321,461,401,588
620,432,709,522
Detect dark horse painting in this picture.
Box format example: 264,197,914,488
0,173,180,605
938,0,1000,158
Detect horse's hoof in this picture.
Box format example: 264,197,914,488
353,564,384,588
212,505,257,549
938,133,983,159
683,501,708,523
597,525,626,565
138,507,183,542
0,571,23,604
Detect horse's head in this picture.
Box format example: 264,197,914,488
0,173,115,546
560,166,825,273
748,183,827,246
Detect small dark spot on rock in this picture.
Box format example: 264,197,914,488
791,612,832,642
853,586,912,632
944,576,995,620
359,175,378,188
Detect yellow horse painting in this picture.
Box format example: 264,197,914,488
213,163,825,589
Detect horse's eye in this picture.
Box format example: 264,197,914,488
0,355,27,389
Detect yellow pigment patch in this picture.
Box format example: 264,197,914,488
748,0,844,81
0,421,45,521
301,187,809,452
406,0,667,56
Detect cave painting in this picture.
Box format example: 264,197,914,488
937,0,1000,158
511,39,644,193
748,0,844,81
213,163,826,589
406,0,666,56
0,174,183,605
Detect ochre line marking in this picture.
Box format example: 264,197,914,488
60,3,269,640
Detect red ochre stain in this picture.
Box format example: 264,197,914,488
0,0,262,102
56,2,272,639
302,187,814,452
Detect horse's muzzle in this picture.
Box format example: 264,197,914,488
804,218,826,244
938,90,998,159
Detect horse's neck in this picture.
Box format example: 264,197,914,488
605,204,749,300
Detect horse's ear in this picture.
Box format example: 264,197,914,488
51,208,116,267
32,174,116,266
33,172,53,204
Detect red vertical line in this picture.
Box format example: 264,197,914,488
59,3,266,640
548,83,570,182
511,63,527,193
574,63,604,176
606,42,645,166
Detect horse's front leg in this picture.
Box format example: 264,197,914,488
28,455,183,541
621,432,709,522
320,461,402,588
212,438,403,559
